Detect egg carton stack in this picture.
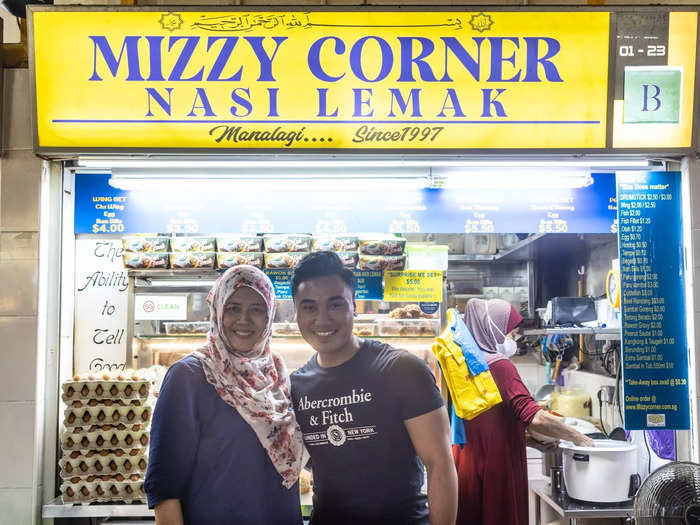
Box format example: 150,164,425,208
59,372,152,504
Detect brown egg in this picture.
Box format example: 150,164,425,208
126,411,135,421
102,373,110,381
81,437,90,447
114,449,124,457
140,435,148,446
96,485,104,496
65,487,75,497
95,385,104,396
125,435,133,446
109,460,117,471
130,474,139,482
70,451,80,459
70,476,80,484
139,385,149,396
125,485,133,494
138,459,147,470
82,412,91,423
110,385,118,396
72,375,80,382
67,413,76,424
141,410,149,422
64,463,73,473
86,475,96,482
72,401,81,408
80,385,89,397
110,434,119,446
79,462,88,472
111,411,120,422
129,449,139,456
104,399,113,407
80,486,90,497
88,399,98,407
97,411,105,422
123,460,132,471
95,461,102,472
110,485,119,495
124,385,133,396
115,474,125,482
99,450,109,457
96,436,104,447
66,437,74,447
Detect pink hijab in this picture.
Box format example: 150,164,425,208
192,265,304,489
464,298,522,364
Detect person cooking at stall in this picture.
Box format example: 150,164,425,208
453,298,594,525
145,266,305,525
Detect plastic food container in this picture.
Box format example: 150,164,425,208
170,252,216,269
312,236,359,252
264,252,306,269
377,318,440,336
171,237,216,252
163,322,209,335
263,234,312,253
216,236,263,253
358,236,406,255
271,322,301,337
352,322,376,337
550,388,592,418
122,236,170,253
217,252,264,269
122,253,169,269
358,255,406,271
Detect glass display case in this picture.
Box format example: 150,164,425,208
126,270,444,374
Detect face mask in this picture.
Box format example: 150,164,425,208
486,305,518,358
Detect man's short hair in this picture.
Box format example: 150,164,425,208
292,251,356,299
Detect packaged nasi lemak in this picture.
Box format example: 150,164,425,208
171,237,217,252
122,236,169,253
216,235,263,253
358,255,406,271
358,236,406,256
170,252,216,269
264,252,306,269
263,234,311,253
336,252,359,269
312,236,359,252
217,252,264,270
122,253,169,269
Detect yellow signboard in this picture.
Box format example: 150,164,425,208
383,270,443,302
31,10,610,150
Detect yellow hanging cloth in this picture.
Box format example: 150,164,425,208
432,309,502,420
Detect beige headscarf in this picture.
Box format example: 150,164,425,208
192,265,304,488
464,298,522,363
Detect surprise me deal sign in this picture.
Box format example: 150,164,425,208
30,10,609,150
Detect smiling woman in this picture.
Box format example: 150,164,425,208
144,265,305,525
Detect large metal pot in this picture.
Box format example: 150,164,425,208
559,439,639,503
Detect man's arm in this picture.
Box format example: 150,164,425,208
404,406,458,525
154,499,184,525
527,410,594,447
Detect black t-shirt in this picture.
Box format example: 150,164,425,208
290,340,444,525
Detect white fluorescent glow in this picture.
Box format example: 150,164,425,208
439,170,594,190
80,157,653,170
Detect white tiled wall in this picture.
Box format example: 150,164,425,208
0,69,41,525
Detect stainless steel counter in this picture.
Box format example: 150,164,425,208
529,479,634,524
43,492,314,521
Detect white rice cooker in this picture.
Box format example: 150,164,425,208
559,439,640,503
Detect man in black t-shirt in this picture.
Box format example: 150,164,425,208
290,252,457,525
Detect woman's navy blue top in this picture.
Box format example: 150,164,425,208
144,355,302,525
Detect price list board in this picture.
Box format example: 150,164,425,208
74,173,617,235
617,171,689,430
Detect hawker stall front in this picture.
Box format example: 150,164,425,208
28,6,700,523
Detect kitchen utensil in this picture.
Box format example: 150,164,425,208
560,439,638,503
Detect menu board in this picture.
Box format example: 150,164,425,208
74,172,617,234
617,171,689,430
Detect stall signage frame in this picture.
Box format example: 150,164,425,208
383,270,443,302
617,171,690,430
30,8,614,151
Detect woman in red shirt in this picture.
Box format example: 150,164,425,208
453,299,593,525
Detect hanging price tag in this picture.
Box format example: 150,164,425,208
383,271,443,302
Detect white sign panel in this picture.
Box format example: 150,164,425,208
135,295,188,321
74,238,129,372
